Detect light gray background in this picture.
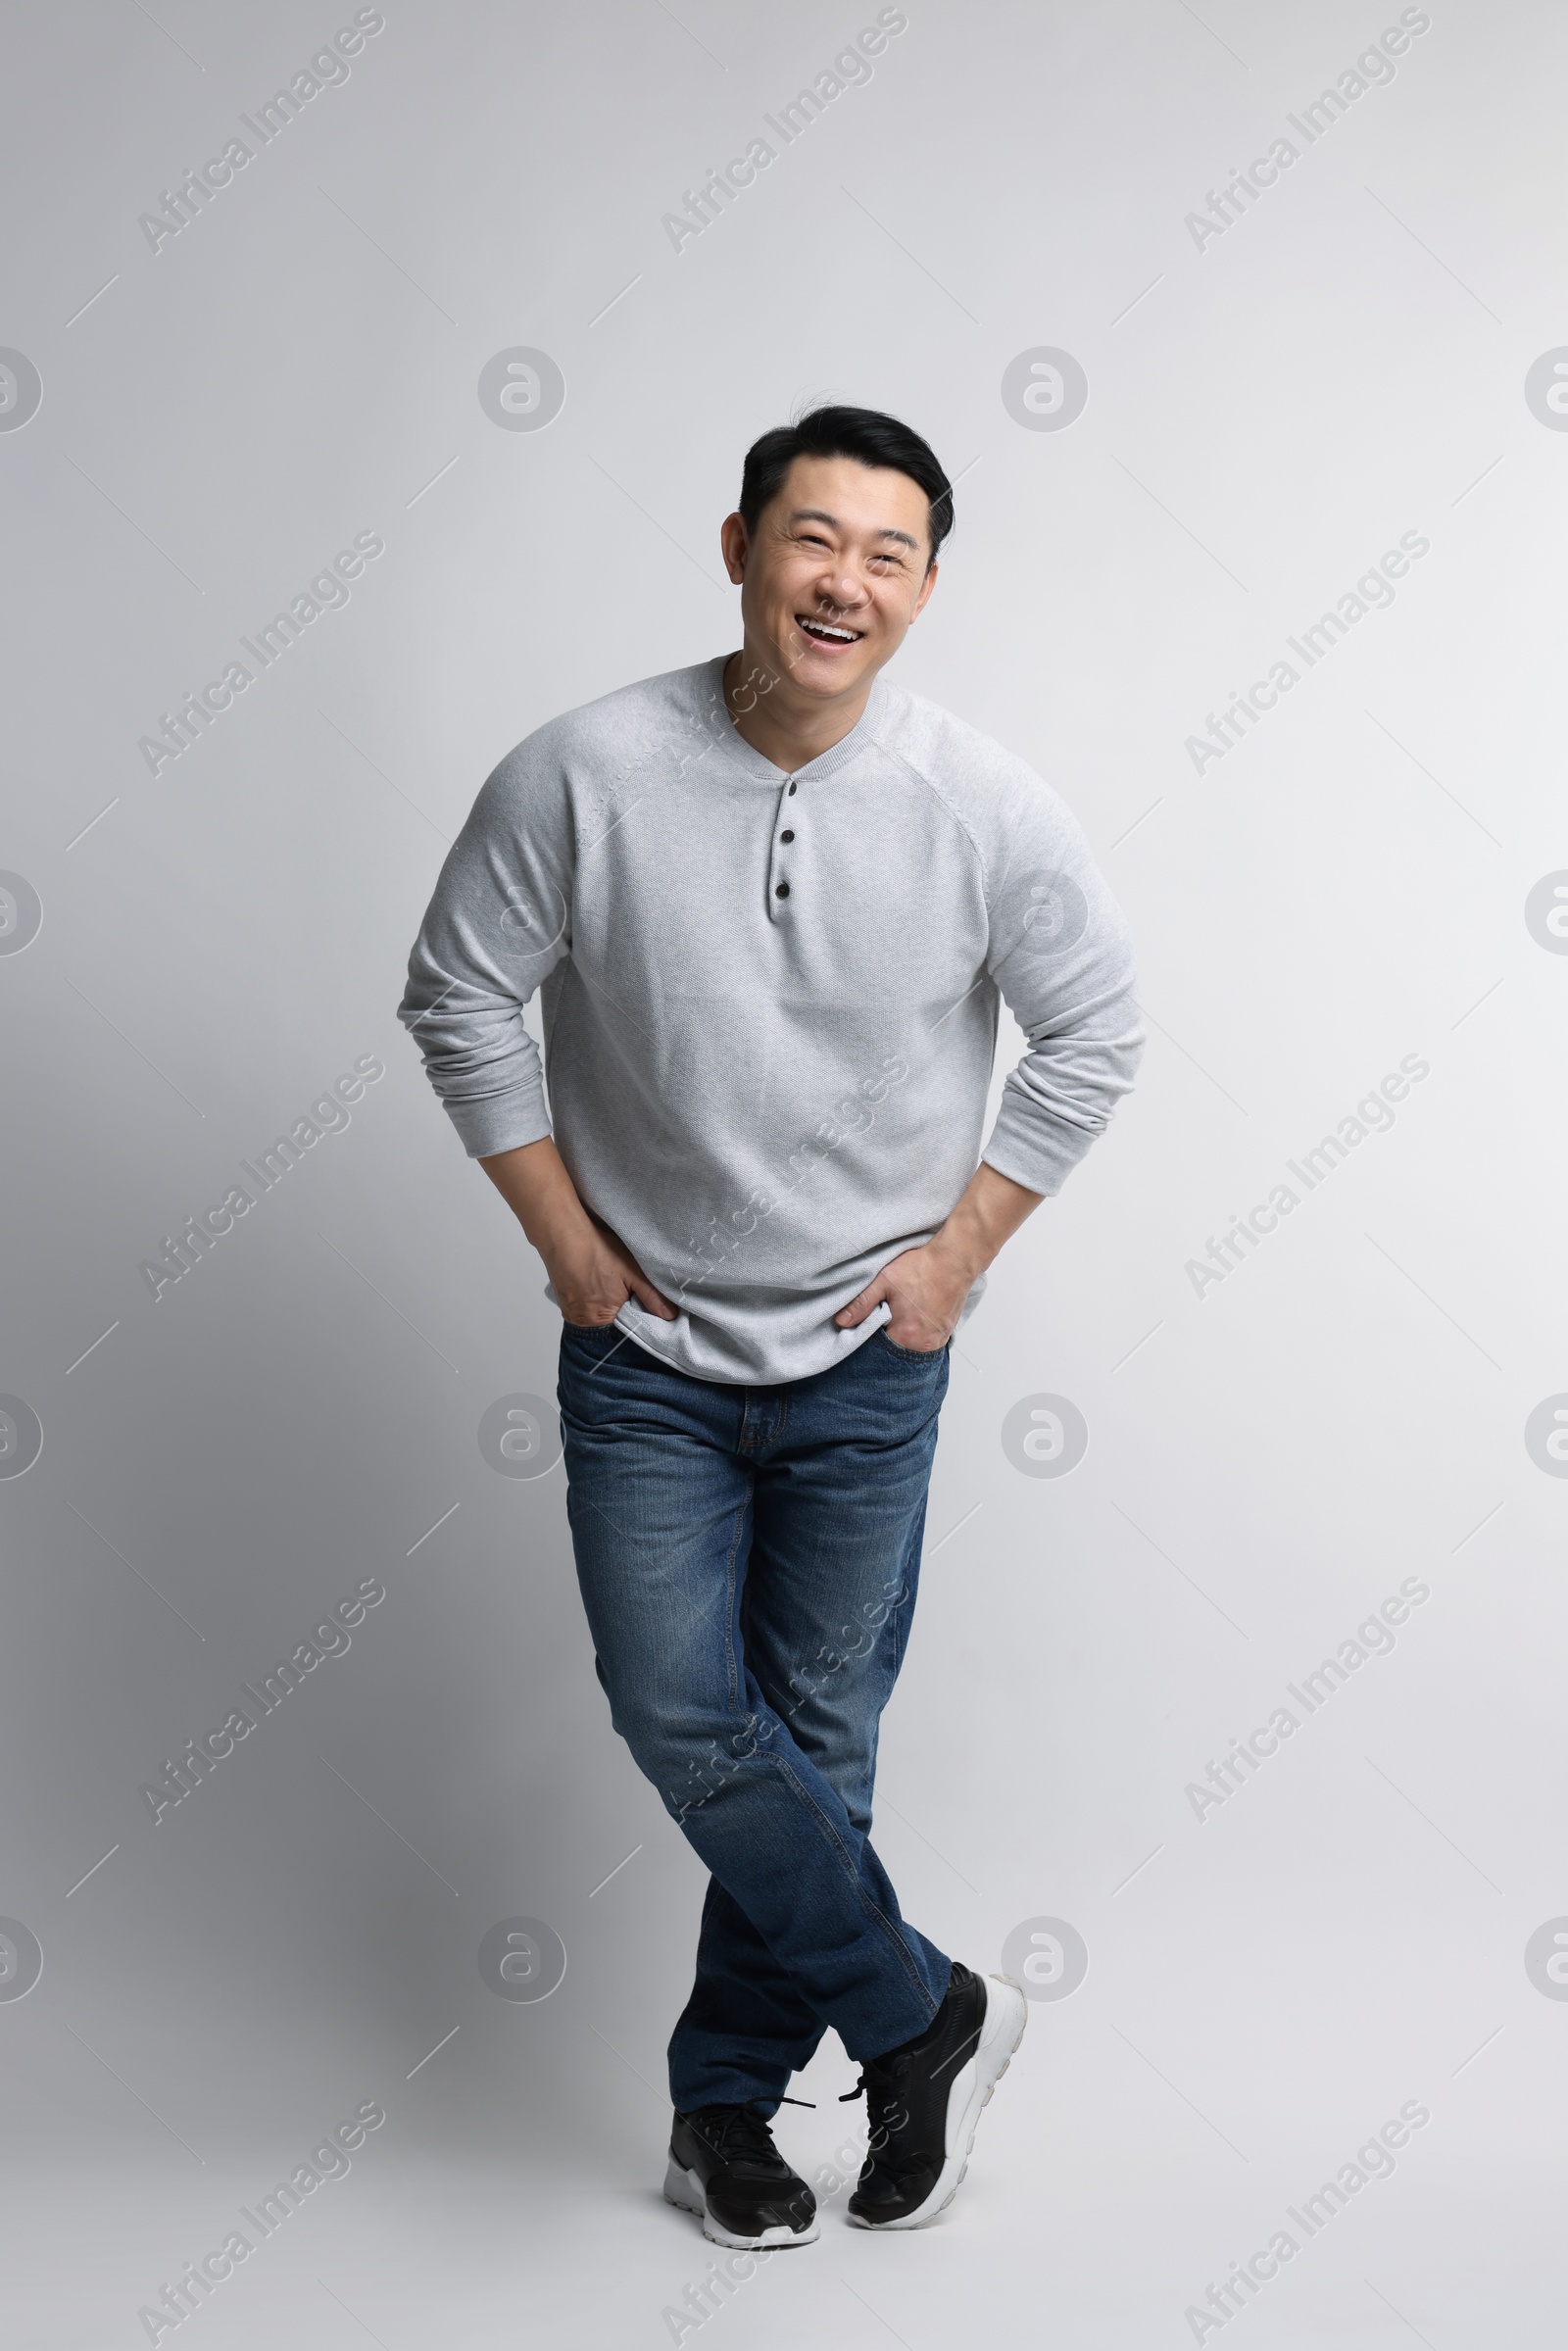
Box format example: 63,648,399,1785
3,1,1565,2342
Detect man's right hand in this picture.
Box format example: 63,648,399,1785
550,1216,678,1327
478,1136,678,1325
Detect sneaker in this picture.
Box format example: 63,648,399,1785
843,1963,1027,2229
662,2103,819,2248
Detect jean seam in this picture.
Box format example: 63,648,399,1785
890,1495,928,1680
722,1478,751,1712
770,1751,940,2015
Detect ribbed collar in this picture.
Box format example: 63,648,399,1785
701,652,890,786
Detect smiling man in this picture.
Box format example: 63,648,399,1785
399,406,1142,2247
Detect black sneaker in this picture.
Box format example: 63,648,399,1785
844,1963,1027,2229
662,2103,819,2248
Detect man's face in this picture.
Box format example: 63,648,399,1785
720,454,939,703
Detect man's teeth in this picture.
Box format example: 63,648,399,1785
801,619,858,641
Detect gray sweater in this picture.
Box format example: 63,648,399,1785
398,656,1143,1385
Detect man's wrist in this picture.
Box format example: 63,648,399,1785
930,1163,1044,1285
924,1221,991,1289
480,1137,593,1258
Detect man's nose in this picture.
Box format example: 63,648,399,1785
815,569,869,612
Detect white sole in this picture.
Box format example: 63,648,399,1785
662,2158,819,2248
847,1971,1028,2231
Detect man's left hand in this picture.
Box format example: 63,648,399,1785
833,1162,1046,1352
834,1237,973,1353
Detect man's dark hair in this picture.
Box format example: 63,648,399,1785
738,405,953,568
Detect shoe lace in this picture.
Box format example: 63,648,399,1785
692,2098,810,2168
839,2059,918,2173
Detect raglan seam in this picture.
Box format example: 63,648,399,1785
858,726,992,898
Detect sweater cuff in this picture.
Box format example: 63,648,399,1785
443,1084,554,1160
981,1101,1091,1200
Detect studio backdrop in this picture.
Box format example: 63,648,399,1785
3,1,1564,2343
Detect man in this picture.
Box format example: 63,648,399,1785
398,405,1141,2245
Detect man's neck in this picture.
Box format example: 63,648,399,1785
721,647,877,774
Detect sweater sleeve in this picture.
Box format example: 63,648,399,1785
396,737,574,1158
979,790,1144,1198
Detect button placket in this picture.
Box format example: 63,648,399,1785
767,778,799,919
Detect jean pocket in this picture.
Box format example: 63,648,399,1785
876,1328,949,1363
560,1317,626,1347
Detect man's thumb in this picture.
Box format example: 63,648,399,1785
836,1277,885,1328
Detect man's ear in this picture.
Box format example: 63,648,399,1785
910,559,940,621
719,511,750,585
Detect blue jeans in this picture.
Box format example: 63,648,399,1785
557,1319,954,2113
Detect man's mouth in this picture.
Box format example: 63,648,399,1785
796,615,863,647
